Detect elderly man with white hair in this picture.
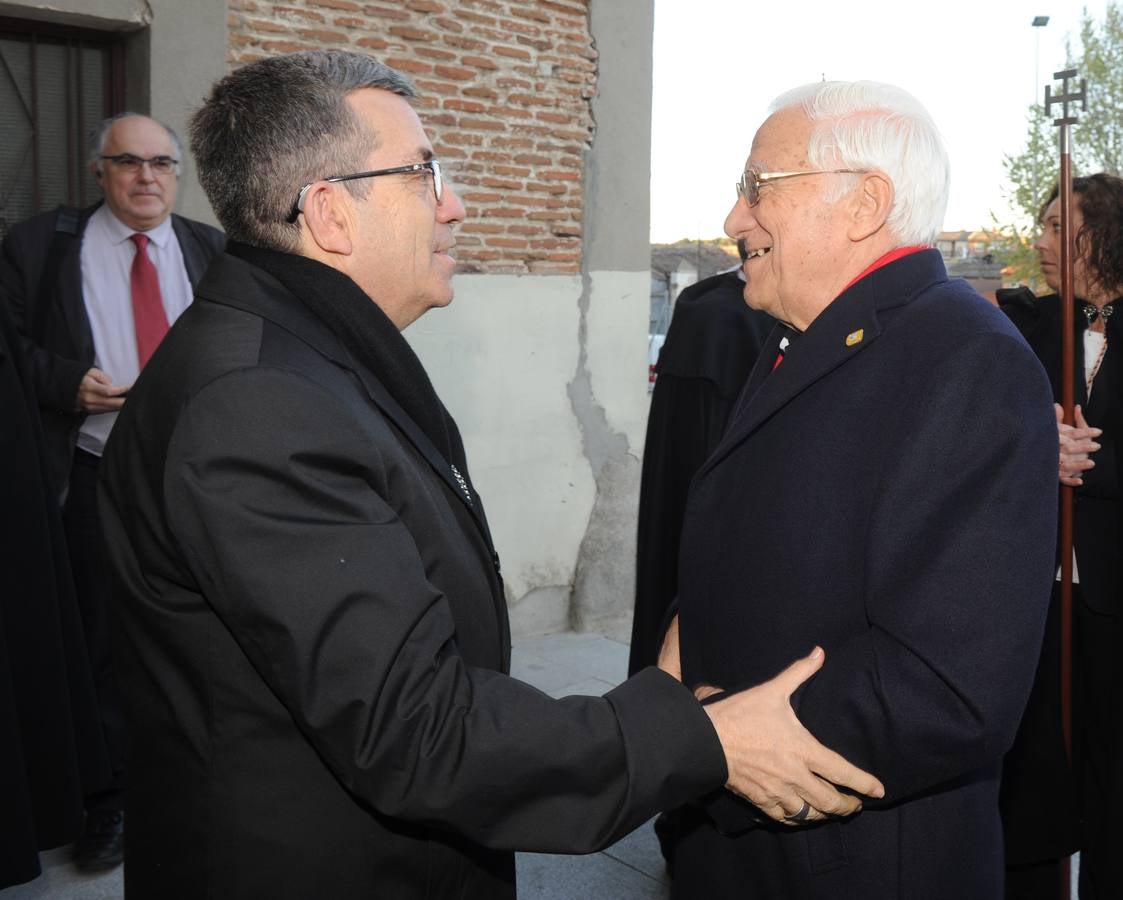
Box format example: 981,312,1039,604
658,81,1059,898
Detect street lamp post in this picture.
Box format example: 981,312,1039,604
1032,16,1050,103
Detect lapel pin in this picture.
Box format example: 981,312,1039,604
845,328,864,347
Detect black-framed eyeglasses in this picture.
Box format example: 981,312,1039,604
736,168,867,206
287,160,443,223
100,154,179,175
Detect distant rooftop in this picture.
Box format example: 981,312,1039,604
651,242,739,280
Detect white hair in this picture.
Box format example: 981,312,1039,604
768,81,950,246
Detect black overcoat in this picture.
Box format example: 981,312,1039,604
0,303,107,888
97,252,727,899
630,270,774,674
673,251,1059,899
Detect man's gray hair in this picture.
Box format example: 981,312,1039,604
768,81,950,246
88,112,184,175
190,50,416,251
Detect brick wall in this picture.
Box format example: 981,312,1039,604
228,0,597,274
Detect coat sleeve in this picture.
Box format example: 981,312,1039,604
0,225,87,413
793,331,1058,802
163,367,727,853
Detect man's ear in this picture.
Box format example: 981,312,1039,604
300,182,354,257
847,171,893,242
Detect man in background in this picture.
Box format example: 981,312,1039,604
0,112,223,869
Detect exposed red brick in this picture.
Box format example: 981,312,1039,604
307,0,361,9
384,56,433,74
415,46,457,61
457,10,499,26
442,35,488,52
433,64,476,80
297,28,349,43
481,176,523,190
244,17,289,33
482,206,529,218
432,16,464,33
508,6,550,24
274,5,325,22
414,79,461,95
537,111,574,125
486,105,533,120
459,117,507,132
229,0,594,274
462,86,499,100
493,45,532,60
461,54,499,70
260,39,309,53
388,25,437,42
361,3,411,20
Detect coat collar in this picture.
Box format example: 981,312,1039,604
699,248,947,478
192,252,497,548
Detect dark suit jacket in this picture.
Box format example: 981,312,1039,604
630,270,773,674
673,251,1058,899
97,251,727,900
0,203,223,496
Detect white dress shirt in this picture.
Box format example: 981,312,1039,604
78,205,192,456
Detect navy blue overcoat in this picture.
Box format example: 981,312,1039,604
674,249,1059,900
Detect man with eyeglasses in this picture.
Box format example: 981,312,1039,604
0,112,223,871
656,81,1059,898
94,52,886,899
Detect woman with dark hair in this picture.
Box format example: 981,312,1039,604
998,172,1123,900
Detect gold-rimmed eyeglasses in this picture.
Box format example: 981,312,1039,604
736,168,867,206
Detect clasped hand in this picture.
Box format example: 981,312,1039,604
1057,403,1101,486
658,617,884,826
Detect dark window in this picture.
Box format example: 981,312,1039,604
0,17,125,238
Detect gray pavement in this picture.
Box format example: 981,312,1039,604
2,631,669,900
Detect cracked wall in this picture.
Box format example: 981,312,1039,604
411,0,654,638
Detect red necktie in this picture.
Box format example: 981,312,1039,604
129,233,169,368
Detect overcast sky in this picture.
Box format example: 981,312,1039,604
649,0,1108,242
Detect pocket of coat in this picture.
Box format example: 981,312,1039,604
805,821,849,874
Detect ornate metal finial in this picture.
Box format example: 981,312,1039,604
1045,68,1087,127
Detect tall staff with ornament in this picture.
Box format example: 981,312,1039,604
999,66,1123,900
1046,65,1085,900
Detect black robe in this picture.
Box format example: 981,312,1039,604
998,289,1123,895
0,301,109,889
629,270,773,674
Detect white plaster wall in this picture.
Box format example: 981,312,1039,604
587,270,649,455
407,271,649,638
407,273,593,635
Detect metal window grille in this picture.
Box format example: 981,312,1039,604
0,17,125,239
